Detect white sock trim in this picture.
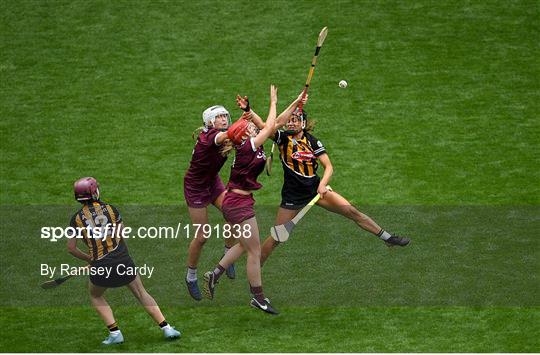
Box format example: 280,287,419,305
379,230,392,241
186,267,197,281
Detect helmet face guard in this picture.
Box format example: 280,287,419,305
202,105,231,130
286,109,307,134
74,177,100,202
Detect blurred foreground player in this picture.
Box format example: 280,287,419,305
67,177,181,345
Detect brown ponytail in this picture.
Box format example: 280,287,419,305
304,119,316,132
220,138,234,157
192,126,205,140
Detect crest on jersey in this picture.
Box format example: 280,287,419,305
292,151,315,161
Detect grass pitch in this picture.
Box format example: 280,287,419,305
1,0,539,352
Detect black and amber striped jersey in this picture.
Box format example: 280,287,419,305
274,130,326,188
70,200,125,261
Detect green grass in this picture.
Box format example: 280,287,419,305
1,0,539,352
2,306,538,352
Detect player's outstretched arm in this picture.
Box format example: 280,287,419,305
237,95,265,130
215,111,252,145
253,85,277,148
317,153,334,198
275,92,307,130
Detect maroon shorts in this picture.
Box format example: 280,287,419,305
184,176,226,208
222,191,256,224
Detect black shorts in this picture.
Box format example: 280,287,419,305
280,179,319,210
90,246,137,288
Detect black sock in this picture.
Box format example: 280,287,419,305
107,322,119,332
250,285,265,303
159,320,168,329
213,264,226,282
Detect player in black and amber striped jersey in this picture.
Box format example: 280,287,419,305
67,177,180,345
256,107,411,265
70,200,123,261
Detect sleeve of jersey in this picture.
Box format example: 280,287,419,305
110,205,123,224
310,135,326,157
207,129,221,146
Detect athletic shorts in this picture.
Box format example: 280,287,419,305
184,175,226,208
280,180,319,210
222,191,256,224
89,247,137,288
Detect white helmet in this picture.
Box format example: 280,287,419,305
202,105,231,128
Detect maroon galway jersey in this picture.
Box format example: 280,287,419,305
184,128,227,188
227,138,266,191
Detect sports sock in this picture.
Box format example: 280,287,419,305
250,285,265,303
213,264,226,282
159,320,169,329
107,322,119,332
377,229,391,241
186,266,197,282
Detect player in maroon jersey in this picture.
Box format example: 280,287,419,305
202,86,305,315
184,105,239,300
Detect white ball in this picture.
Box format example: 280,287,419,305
339,80,348,88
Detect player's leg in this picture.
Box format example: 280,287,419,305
260,207,300,265
241,217,276,309
202,217,278,314
317,190,410,246
239,217,278,314
127,276,181,339
202,237,245,299
89,283,124,345
212,190,237,279
185,206,209,300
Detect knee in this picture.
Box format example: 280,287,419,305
247,247,261,261
342,205,360,219
135,289,151,302
352,209,371,224
130,283,147,300
192,236,208,246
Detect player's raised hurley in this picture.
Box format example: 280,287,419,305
271,186,332,242
265,26,328,176
298,26,328,111
265,142,275,176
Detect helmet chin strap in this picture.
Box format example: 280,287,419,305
285,129,302,135
285,118,305,135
